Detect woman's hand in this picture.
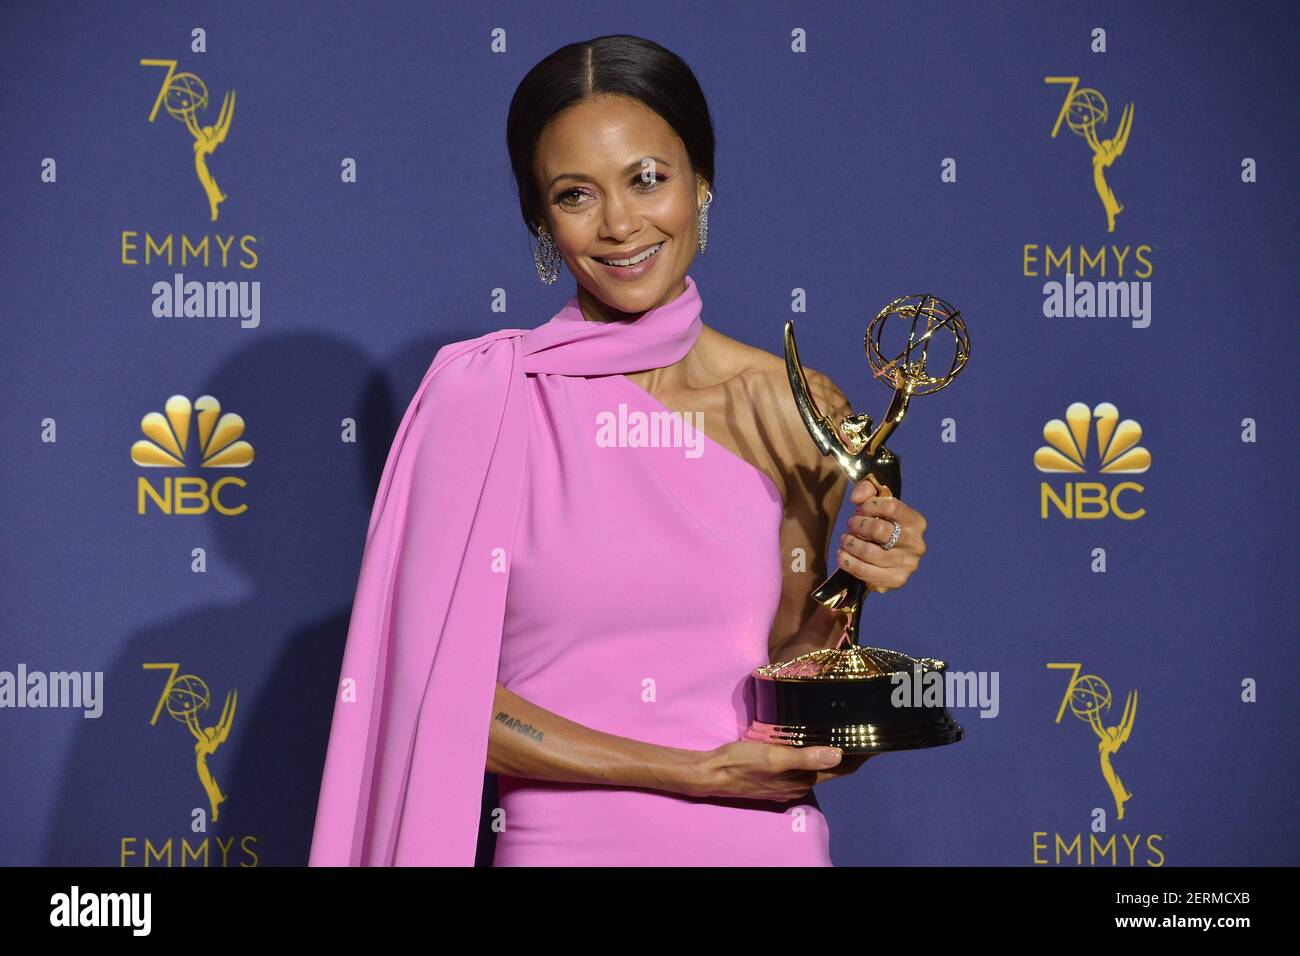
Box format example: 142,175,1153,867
687,741,877,801
835,477,927,594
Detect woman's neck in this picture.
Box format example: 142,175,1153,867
575,277,689,325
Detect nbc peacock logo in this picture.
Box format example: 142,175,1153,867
1034,402,1149,520
131,394,253,516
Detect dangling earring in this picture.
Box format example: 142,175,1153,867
534,225,561,284
697,189,713,254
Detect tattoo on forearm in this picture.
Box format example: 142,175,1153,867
494,710,544,742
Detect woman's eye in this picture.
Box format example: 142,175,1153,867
553,174,668,208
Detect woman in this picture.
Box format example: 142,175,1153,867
309,34,928,867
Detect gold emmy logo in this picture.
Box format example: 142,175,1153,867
1047,663,1137,821
131,395,253,515
140,59,236,221
1045,76,1133,232
143,664,237,823
1035,402,1149,520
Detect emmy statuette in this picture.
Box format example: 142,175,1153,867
744,294,971,754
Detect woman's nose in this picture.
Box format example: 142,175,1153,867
599,191,639,236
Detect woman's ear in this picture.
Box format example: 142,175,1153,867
696,176,711,206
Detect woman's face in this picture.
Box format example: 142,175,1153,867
532,93,709,319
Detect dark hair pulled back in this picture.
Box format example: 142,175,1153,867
506,34,716,237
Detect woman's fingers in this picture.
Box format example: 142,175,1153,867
838,492,927,592
849,475,886,504
838,536,918,590
859,493,928,535
842,517,909,562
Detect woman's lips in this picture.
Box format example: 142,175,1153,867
591,241,665,280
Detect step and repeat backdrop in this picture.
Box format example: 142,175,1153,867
1,0,1295,866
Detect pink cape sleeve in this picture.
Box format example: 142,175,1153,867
308,331,528,866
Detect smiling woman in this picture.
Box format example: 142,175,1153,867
522,109,708,304
309,33,930,869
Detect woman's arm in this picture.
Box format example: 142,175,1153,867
487,681,853,800
486,681,707,795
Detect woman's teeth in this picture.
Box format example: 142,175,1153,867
595,242,663,267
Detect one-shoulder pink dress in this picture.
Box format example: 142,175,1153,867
491,369,833,866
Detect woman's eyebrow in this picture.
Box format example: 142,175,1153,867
547,156,671,190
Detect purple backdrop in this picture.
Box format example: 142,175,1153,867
1,0,1296,866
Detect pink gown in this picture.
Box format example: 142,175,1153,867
308,274,832,866
491,368,833,866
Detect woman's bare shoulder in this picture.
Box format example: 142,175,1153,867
703,326,854,456
697,327,853,517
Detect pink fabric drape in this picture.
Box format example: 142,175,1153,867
308,276,704,865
